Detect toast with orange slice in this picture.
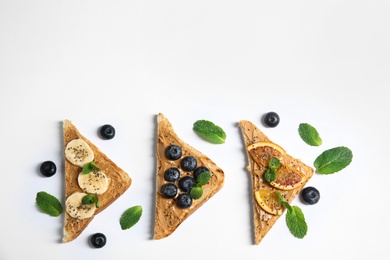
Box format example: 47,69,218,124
153,113,224,239
238,120,314,245
62,120,131,242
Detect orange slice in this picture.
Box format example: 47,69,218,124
247,142,285,167
269,165,306,190
254,190,283,216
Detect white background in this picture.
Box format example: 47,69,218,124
1,0,389,259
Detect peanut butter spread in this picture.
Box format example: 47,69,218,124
238,120,314,245
154,113,224,239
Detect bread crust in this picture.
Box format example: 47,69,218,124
62,120,131,243
238,120,314,245
153,113,224,239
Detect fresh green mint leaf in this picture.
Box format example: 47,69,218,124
196,171,211,186
193,120,226,144
269,157,281,170
82,161,100,174
264,157,280,183
285,206,308,239
190,186,203,200
314,146,353,174
264,168,276,183
298,123,322,146
82,194,99,208
36,191,63,217
277,191,307,238
120,205,143,230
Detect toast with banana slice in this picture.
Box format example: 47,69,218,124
153,113,224,239
238,120,314,245
62,120,131,243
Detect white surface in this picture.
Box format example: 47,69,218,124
1,0,389,259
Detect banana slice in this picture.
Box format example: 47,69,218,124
65,192,96,219
65,139,94,167
78,170,110,195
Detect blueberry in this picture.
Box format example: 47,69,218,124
181,156,197,171
263,112,280,128
39,161,57,177
90,233,107,248
161,183,178,198
177,194,192,208
164,167,180,182
99,124,116,140
193,166,209,180
178,176,196,192
301,186,320,205
165,145,182,160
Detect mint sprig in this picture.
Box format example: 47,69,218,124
264,157,280,183
120,205,143,230
278,192,308,239
193,120,226,144
298,123,322,146
82,161,100,174
264,168,276,183
314,146,353,174
36,191,63,217
190,170,211,200
190,185,203,199
82,194,99,208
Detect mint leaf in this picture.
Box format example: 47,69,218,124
298,123,322,146
268,157,281,170
120,205,143,230
82,161,100,174
36,191,63,217
285,206,308,239
277,191,307,238
193,120,226,144
82,194,99,208
264,168,276,183
314,146,353,174
196,171,211,186
190,186,203,199
264,157,280,183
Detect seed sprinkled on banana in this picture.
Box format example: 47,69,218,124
65,192,96,219
78,170,110,195
65,139,94,167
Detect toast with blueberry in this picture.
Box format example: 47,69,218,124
153,113,225,239
238,120,314,245
62,120,132,243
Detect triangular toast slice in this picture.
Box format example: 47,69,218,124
238,120,314,245
62,120,132,242
153,113,224,239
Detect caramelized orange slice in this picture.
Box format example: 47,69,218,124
269,165,306,190
247,142,285,167
254,190,283,216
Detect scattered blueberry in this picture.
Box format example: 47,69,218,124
161,183,178,198
181,156,197,171
178,176,196,192
177,194,193,208
39,161,57,177
263,112,280,128
301,186,320,205
193,166,209,180
165,145,182,160
164,167,180,182
99,124,116,140
90,233,107,248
